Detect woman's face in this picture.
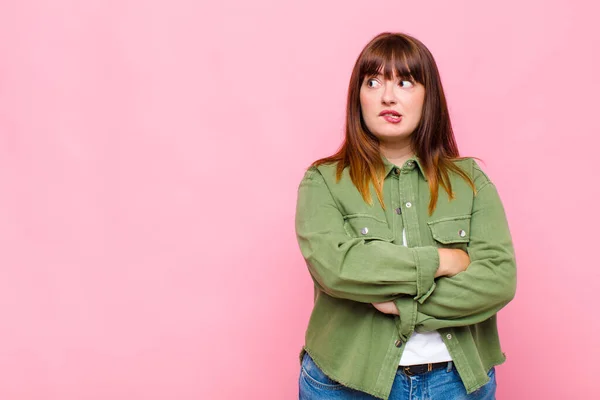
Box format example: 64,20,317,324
359,72,426,142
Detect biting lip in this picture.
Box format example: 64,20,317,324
379,110,402,117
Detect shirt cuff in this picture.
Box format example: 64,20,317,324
393,297,417,341
411,246,439,303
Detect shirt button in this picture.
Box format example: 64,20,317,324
361,227,369,235
394,168,401,175
406,161,414,168
395,339,403,347
395,207,402,215
446,334,452,340
458,230,466,237
405,202,412,208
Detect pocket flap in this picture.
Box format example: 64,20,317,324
427,215,471,244
343,215,393,241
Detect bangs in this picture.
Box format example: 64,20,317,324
358,37,424,84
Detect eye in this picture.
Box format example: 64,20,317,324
366,78,380,88
399,80,414,88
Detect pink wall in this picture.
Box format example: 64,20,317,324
0,1,598,398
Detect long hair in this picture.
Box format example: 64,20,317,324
311,32,477,215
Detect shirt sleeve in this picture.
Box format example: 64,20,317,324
295,167,440,304
411,177,517,332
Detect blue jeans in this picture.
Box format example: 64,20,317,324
299,352,496,400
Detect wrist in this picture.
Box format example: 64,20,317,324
435,249,450,278
435,263,446,278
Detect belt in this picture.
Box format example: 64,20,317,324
399,361,450,376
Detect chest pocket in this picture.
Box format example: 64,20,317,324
427,215,471,250
343,214,394,242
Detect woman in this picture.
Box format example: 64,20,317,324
295,32,516,400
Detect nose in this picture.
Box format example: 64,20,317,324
381,81,397,105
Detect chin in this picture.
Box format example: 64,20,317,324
372,131,412,141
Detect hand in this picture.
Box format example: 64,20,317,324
371,301,399,315
436,248,470,278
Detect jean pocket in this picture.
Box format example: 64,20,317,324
301,352,344,390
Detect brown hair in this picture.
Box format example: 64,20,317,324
311,32,477,215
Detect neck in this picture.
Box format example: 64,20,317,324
379,141,415,167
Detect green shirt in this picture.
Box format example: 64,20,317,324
294,155,516,399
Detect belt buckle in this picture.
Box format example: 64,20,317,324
402,363,433,376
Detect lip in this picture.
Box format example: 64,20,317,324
379,110,402,124
379,110,402,117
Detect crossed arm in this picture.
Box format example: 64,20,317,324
372,182,517,331
296,167,516,331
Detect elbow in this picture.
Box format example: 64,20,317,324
507,272,517,303
486,252,517,307
503,279,517,305
319,271,344,295
319,271,359,300
308,263,378,303
500,258,517,305
306,259,349,299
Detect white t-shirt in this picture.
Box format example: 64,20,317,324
398,228,453,365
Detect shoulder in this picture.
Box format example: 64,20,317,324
451,157,494,191
299,162,343,186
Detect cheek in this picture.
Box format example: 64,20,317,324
359,93,367,110
359,98,367,118
414,91,426,112
407,94,425,116
360,93,376,116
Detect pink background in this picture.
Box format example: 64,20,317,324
1,0,598,399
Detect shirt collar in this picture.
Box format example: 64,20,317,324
381,154,428,182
